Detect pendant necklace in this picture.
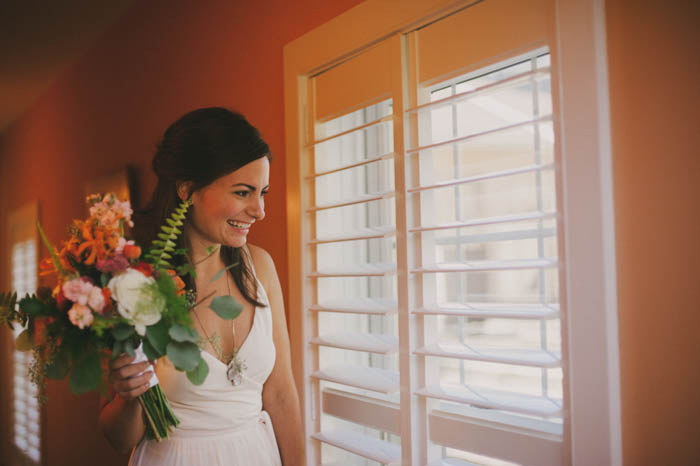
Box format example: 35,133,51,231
224,272,247,386
193,270,247,386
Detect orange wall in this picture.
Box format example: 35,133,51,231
2,1,699,465
606,1,700,464
0,1,362,464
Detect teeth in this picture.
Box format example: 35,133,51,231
227,220,249,229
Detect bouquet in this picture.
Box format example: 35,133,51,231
0,193,241,441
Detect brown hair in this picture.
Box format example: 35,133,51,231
133,107,271,307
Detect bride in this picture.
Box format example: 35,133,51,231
98,108,305,465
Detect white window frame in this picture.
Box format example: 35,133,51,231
284,1,621,464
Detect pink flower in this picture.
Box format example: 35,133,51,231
89,194,134,228
97,255,129,273
62,278,94,306
112,199,134,227
115,237,135,255
87,286,106,313
68,303,94,329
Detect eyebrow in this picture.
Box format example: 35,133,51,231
231,183,270,191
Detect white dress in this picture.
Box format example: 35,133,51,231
129,248,283,466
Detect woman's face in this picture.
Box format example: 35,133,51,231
186,157,270,249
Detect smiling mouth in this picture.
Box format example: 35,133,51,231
227,220,251,229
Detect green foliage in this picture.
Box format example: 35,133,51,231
111,323,135,341
69,352,101,394
210,295,243,320
176,263,196,279
186,358,209,386
210,261,238,283
18,296,48,317
142,338,161,361
166,341,201,372
168,323,199,343
154,272,191,324
144,199,192,270
37,221,68,278
146,320,170,356
0,291,19,329
45,343,70,379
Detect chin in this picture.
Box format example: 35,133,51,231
224,237,248,249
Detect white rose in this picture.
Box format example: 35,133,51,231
107,268,165,335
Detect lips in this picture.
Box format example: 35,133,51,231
227,220,251,229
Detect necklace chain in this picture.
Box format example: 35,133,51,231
193,269,236,365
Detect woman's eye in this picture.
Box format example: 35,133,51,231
261,190,269,197
234,190,250,197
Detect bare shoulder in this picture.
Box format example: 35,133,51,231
247,244,287,328
246,243,278,290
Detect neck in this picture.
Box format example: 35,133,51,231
184,225,226,282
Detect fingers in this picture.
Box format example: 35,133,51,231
110,360,152,380
118,380,152,401
112,370,154,401
107,353,156,401
109,353,136,370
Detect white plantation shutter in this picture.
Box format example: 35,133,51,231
406,48,564,466
7,203,41,465
287,0,620,465
306,90,402,464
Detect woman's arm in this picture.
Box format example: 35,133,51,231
98,355,152,454
252,245,305,466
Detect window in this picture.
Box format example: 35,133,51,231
284,1,620,465
6,202,41,465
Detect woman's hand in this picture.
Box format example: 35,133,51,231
108,354,154,401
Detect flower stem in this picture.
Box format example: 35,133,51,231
138,384,179,441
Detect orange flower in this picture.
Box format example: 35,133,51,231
173,276,186,295
123,244,142,260
75,222,110,265
164,269,187,295
133,262,153,277
39,258,55,276
101,287,112,313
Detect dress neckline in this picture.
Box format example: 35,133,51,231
199,245,266,367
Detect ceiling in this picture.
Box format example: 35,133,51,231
0,0,135,132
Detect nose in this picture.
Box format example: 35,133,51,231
247,193,265,221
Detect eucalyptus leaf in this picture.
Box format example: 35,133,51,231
166,341,200,371
209,262,239,283
169,324,199,343
142,338,161,360
146,320,169,355
210,296,243,320
124,338,135,357
69,352,101,394
111,339,123,359
186,357,209,386
111,323,134,341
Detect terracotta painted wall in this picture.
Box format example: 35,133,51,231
0,1,362,465
606,1,700,464
2,1,699,465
